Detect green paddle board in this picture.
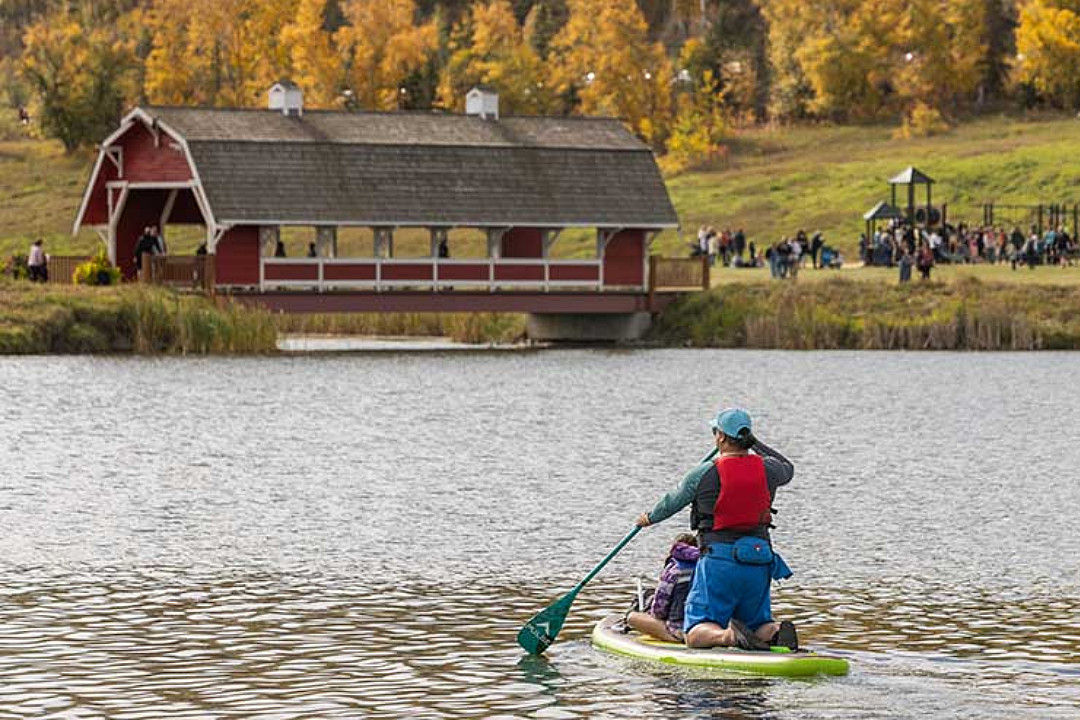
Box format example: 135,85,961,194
591,615,850,677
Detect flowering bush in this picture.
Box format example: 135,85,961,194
4,254,29,279
73,250,121,286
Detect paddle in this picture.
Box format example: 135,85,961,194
517,446,719,655
516,526,641,655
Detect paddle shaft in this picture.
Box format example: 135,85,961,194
565,445,719,598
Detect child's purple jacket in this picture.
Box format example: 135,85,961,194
650,542,700,620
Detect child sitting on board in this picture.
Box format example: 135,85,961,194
626,533,700,643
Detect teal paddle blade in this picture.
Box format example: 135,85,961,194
517,591,577,655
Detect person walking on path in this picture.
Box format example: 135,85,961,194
27,239,47,282
635,408,798,651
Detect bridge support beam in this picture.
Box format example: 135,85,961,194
526,312,652,342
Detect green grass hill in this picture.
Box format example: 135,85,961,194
5,111,1080,264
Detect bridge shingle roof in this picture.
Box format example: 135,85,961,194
143,107,677,228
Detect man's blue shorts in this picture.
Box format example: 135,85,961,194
683,544,773,633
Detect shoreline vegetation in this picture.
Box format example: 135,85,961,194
3,277,1080,354
0,280,277,354
650,278,1080,351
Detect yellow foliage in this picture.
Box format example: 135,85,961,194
281,0,345,108
21,9,139,150
336,0,437,111
548,0,674,146
661,71,728,174
437,0,554,114
145,0,298,107
894,101,950,139
1015,0,1080,108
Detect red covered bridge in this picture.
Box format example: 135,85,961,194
75,84,696,339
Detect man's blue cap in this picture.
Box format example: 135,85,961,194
710,407,752,438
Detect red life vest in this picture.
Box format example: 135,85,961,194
712,455,771,531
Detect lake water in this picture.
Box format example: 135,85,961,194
1,350,1078,719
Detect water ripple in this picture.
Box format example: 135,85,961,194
0,351,1078,718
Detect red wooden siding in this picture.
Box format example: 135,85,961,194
82,158,119,226
382,264,433,281
81,121,196,227
438,264,488,281
323,263,376,281
550,264,600,282
494,264,544,281
264,263,318,281
119,123,193,183
603,230,645,286
501,227,543,258
215,226,260,285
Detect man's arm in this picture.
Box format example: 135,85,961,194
639,461,713,526
754,439,794,494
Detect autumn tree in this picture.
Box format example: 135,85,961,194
437,0,553,114
548,0,674,146
21,6,140,151
281,0,346,107
758,0,820,119
336,0,437,111
145,0,297,108
663,39,728,172
1015,0,1080,109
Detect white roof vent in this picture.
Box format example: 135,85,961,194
269,80,303,117
465,86,499,120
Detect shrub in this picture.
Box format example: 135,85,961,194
895,101,950,139
73,250,121,286
4,254,29,280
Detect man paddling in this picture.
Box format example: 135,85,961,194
636,407,799,651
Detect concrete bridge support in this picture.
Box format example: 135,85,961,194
526,312,652,342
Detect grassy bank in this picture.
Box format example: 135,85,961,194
650,277,1080,350
3,276,1079,352
0,279,525,353
8,112,1080,262
0,279,277,354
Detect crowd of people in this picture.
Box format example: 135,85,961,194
689,218,1079,284
862,223,1079,273
692,226,757,268
691,227,843,279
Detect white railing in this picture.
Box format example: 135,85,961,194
260,257,607,292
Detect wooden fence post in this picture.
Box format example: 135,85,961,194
648,255,657,311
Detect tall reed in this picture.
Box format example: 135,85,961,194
0,279,276,354
273,311,526,344
650,277,1080,350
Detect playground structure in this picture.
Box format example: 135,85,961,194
981,203,1080,235
863,166,948,245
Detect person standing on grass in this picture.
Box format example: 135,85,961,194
899,247,914,283
810,232,824,269
916,243,934,280
27,239,47,282
635,408,798,651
